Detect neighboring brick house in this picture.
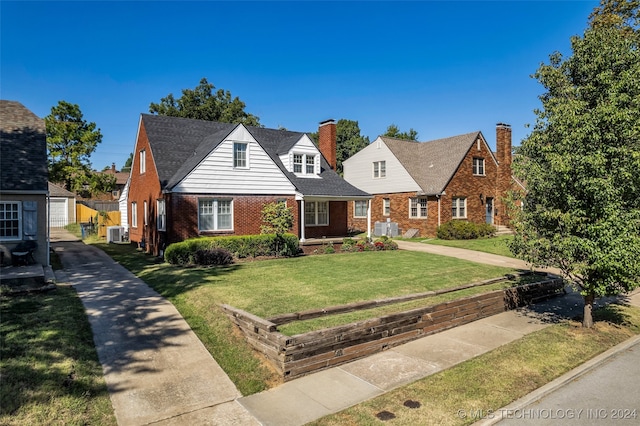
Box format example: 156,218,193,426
0,100,49,266
101,163,129,200
127,115,371,255
343,123,523,238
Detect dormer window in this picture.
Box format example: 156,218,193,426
292,153,318,176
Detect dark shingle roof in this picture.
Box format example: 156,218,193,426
382,132,482,195
0,100,48,192
142,114,369,198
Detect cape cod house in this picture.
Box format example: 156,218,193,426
0,100,49,266
343,123,522,238
126,115,371,255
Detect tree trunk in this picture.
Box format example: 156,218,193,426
583,293,595,328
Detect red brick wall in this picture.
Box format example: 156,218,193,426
304,201,348,239
127,121,163,254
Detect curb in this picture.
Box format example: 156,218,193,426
472,333,640,425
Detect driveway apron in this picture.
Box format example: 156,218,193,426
53,241,254,426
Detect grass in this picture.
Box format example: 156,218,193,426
420,235,515,258
308,302,640,426
0,285,116,425
93,242,517,394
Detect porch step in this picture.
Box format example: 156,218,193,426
495,225,514,235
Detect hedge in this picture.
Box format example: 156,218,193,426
436,221,496,240
164,234,300,266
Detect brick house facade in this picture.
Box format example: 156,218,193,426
345,124,522,238
127,115,370,255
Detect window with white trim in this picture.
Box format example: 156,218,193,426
140,150,146,174
143,201,148,226
292,153,317,176
199,199,233,231
233,142,247,168
304,201,329,226
383,198,390,216
373,161,386,178
131,202,138,228
157,200,166,231
473,157,485,176
354,200,367,218
452,197,467,218
0,201,21,240
409,197,427,218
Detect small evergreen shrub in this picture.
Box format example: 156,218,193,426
437,221,496,240
193,248,234,266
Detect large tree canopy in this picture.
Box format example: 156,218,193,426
383,124,418,141
310,119,370,175
509,0,640,327
45,101,106,193
149,78,260,126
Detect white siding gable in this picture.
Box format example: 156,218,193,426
279,135,321,178
343,137,420,194
172,125,296,194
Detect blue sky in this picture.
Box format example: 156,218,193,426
2,1,598,171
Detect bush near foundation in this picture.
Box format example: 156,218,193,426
437,221,496,240
165,234,299,265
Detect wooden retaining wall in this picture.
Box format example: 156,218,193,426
221,276,564,381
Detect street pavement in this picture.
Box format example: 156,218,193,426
51,232,640,425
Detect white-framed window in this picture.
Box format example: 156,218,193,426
409,198,428,218
383,198,390,216
131,202,138,228
233,142,248,168
354,200,367,218
304,201,329,226
373,161,386,178
473,157,485,176
306,155,315,174
292,153,317,176
199,199,233,231
140,150,146,174
293,154,303,173
0,201,21,240
452,197,467,218
157,199,166,231
143,201,148,226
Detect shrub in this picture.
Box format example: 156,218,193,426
437,221,496,240
164,233,300,265
193,248,234,266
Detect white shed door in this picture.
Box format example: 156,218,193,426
50,198,68,228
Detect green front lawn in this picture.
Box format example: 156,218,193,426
0,286,116,426
95,243,516,394
421,235,515,258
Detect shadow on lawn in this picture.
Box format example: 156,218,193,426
51,241,242,396
0,289,111,417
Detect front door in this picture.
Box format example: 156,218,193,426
485,197,494,224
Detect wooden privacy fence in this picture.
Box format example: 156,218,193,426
222,274,565,381
76,204,121,238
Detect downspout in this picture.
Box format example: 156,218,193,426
367,199,372,240
300,198,306,242
46,191,50,266
437,194,441,227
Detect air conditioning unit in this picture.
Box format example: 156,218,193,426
107,226,125,243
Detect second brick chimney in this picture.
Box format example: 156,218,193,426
318,119,337,170
496,122,512,198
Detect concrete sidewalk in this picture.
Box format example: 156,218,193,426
53,240,258,426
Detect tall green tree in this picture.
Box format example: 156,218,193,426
45,101,103,192
149,77,260,126
509,0,640,327
121,152,133,173
310,119,370,175
383,124,418,141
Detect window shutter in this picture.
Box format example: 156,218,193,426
23,201,37,239
315,154,320,174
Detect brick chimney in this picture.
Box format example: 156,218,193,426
111,163,116,173
318,119,337,170
496,123,512,223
